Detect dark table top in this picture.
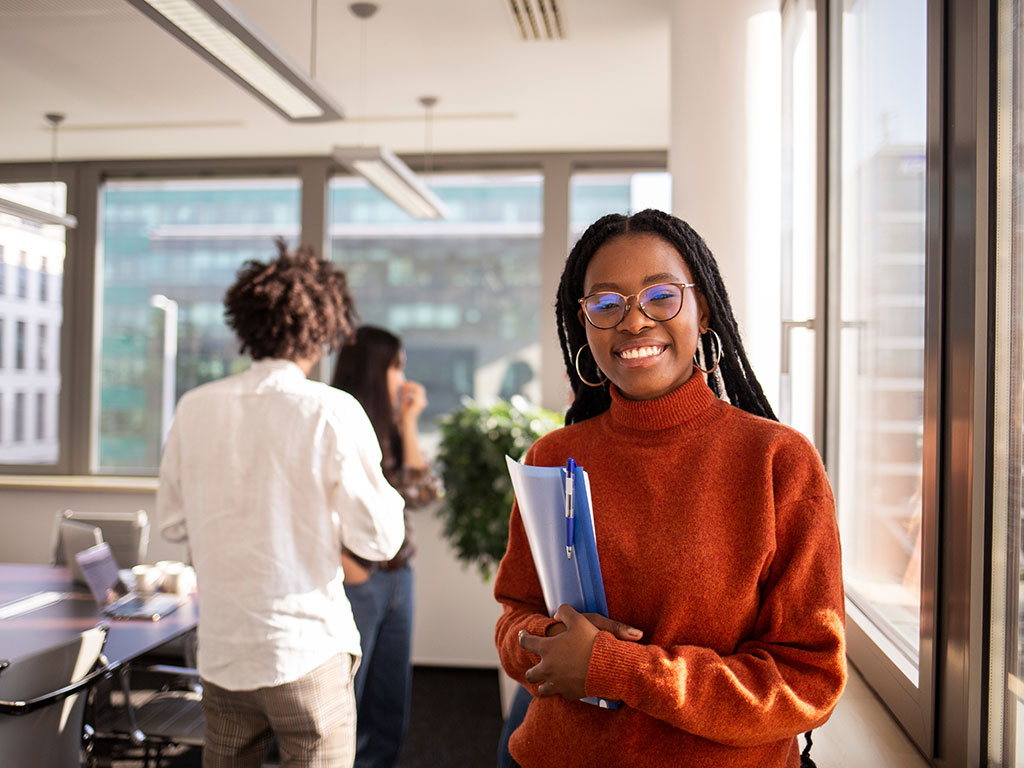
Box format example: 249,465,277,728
0,562,198,664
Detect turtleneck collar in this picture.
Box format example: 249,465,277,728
607,372,719,432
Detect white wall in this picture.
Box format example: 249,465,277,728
670,0,782,408
0,484,501,668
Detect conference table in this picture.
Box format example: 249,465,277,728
0,562,198,666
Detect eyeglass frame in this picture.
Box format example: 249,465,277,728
577,281,697,329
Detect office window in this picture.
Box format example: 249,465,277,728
14,321,24,370
0,182,65,466
37,324,46,371
97,177,301,473
328,172,543,427
836,0,927,666
12,392,24,443
569,172,671,242
780,0,819,443
35,391,45,440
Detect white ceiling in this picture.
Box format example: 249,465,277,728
0,0,671,163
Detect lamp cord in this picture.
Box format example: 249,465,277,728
424,104,433,178
310,0,318,78
358,20,367,145
50,122,59,213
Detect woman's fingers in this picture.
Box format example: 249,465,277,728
584,612,643,641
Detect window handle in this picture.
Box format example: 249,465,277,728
781,319,815,374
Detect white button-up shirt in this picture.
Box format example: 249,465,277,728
157,358,406,690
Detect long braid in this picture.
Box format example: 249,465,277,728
558,215,622,424
556,209,776,425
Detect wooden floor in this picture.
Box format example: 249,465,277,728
813,663,929,767
106,661,931,768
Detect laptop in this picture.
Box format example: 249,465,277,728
74,542,181,621
59,520,104,586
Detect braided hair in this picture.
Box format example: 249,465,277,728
224,239,358,361
556,209,776,425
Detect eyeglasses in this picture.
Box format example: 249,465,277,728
578,282,696,329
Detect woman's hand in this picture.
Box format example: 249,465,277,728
519,605,643,700
397,380,428,424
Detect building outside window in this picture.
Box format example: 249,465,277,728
14,321,24,370
39,256,47,303
12,392,23,443
16,251,27,299
0,181,66,465
328,172,545,429
98,177,301,473
37,323,46,371
35,391,44,440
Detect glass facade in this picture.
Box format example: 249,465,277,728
328,173,545,428
98,178,301,473
95,172,646,474
0,182,65,465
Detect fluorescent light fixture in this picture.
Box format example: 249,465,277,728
124,0,343,122
0,197,77,229
333,146,449,220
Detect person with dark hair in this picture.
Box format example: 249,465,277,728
330,325,439,768
494,210,846,768
157,242,407,768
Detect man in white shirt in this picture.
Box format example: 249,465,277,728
157,243,406,768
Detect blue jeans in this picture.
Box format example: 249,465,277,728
497,685,532,768
345,565,414,768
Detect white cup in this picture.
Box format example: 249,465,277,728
132,564,163,595
160,563,195,595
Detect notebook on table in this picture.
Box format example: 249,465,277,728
74,542,181,621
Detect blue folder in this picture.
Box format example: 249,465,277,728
505,455,618,709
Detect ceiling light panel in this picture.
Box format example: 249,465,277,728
334,146,449,220
125,0,343,122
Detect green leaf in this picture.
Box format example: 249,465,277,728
436,397,562,580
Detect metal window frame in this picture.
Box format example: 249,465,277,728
0,150,666,477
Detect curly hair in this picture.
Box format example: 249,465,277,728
224,239,358,361
556,209,776,425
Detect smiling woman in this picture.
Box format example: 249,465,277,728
494,209,847,768
578,234,707,402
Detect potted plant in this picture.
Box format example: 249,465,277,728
435,394,562,716
435,395,562,580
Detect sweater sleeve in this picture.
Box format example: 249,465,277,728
584,493,846,747
494,497,561,693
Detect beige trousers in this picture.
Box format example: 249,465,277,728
201,653,357,768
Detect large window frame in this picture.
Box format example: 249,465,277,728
0,151,665,478
824,0,942,754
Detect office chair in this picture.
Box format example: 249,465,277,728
53,519,104,585
52,509,151,569
90,657,204,768
0,625,109,768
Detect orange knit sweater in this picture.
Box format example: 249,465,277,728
494,373,846,768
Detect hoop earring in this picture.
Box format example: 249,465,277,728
693,328,723,375
574,344,607,388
